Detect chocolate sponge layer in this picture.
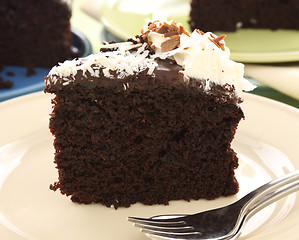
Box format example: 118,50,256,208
45,64,243,208
190,0,299,32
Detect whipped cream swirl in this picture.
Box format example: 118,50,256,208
143,20,255,94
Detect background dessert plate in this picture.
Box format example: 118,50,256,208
0,28,92,102
98,0,299,63
0,92,298,240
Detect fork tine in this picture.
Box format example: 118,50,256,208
134,223,194,233
128,216,186,228
141,229,202,240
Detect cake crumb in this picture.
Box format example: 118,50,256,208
26,66,36,76
6,71,14,76
0,76,13,89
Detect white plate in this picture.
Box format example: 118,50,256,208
98,0,299,63
0,92,299,240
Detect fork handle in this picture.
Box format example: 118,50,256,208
240,170,299,216
248,179,299,216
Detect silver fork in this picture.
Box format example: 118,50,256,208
128,170,299,240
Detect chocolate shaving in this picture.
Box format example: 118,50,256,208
157,25,169,34
195,29,204,35
164,30,179,37
161,35,180,52
209,34,226,51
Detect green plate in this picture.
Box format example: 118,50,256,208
99,0,299,63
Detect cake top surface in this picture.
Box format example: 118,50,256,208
47,20,255,95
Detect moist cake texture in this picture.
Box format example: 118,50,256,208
45,20,255,208
190,0,299,32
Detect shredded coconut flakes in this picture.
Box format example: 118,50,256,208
48,42,158,85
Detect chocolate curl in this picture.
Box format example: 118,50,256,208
209,34,226,51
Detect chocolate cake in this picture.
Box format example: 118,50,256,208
189,0,299,32
45,20,255,208
0,0,73,69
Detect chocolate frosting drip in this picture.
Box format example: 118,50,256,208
45,59,183,91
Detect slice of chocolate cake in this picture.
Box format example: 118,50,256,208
189,0,299,32
44,20,255,209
